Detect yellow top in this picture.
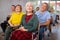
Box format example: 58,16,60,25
8,12,24,25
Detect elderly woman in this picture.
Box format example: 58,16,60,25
4,4,24,40
9,2,38,40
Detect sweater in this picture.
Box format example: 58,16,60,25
21,14,38,32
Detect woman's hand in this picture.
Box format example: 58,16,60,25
10,24,20,28
8,21,14,27
16,26,28,31
10,24,14,27
16,26,24,30
13,24,20,27
19,27,24,30
21,28,28,31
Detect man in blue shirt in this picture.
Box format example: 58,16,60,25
35,3,51,40
48,8,56,34
49,8,56,25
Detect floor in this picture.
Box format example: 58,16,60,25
0,23,60,40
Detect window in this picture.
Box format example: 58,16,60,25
57,1,60,14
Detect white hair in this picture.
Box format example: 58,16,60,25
25,2,33,8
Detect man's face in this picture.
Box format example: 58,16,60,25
36,7,39,11
40,4,47,12
11,6,15,11
51,9,54,13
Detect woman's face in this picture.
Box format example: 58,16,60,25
40,4,47,12
15,6,21,12
26,3,33,12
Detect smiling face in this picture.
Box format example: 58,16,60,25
15,5,22,12
26,2,33,13
15,6,20,12
40,3,48,12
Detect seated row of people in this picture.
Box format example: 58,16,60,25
0,2,59,40
9,2,50,40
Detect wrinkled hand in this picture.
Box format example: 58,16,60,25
16,27,28,31
19,27,24,30
16,27,24,30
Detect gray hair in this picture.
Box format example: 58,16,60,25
25,2,34,13
25,2,33,8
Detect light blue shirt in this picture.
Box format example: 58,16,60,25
35,11,51,23
50,13,56,21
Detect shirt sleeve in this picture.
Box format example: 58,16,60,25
35,11,39,16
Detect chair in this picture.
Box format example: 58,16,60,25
32,24,39,40
32,31,38,40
